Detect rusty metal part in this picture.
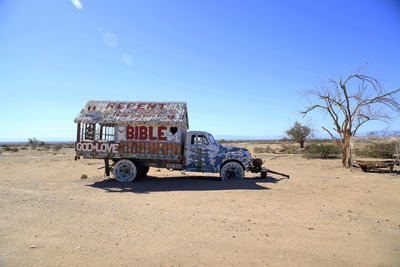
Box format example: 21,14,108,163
104,158,110,176
251,158,263,168
249,158,290,179
353,160,398,173
261,168,290,179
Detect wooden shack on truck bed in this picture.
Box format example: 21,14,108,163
74,101,188,166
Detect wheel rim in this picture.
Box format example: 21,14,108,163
115,161,135,182
222,162,243,180
226,166,240,179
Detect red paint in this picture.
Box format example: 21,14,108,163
135,126,139,140
147,103,157,110
139,126,148,140
149,126,157,140
105,102,175,111
116,102,126,109
126,126,135,139
126,125,168,141
158,126,167,141
126,103,136,109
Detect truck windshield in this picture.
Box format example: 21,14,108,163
208,134,216,144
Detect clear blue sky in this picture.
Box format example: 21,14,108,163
1,0,399,141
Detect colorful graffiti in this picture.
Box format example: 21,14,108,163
184,132,251,173
125,126,167,141
119,141,182,155
76,142,119,153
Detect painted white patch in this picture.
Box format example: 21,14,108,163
102,32,118,47
165,127,181,142
71,0,83,9
117,126,126,141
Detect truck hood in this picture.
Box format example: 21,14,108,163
219,145,249,154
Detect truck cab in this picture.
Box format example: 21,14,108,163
184,131,251,180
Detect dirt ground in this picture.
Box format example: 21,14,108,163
0,144,399,266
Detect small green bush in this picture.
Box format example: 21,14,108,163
355,142,397,159
303,143,340,159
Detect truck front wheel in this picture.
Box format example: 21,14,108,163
113,159,137,182
220,161,244,181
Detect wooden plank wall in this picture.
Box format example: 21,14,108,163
119,141,182,155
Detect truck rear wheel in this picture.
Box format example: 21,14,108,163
220,161,244,181
113,159,137,182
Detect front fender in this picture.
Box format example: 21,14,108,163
219,153,251,172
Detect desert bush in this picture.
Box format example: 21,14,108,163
42,144,51,151
218,139,227,144
281,137,289,142
4,146,19,152
53,144,63,151
285,122,312,148
28,138,39,149
65,143,75,148
303,143,340,159
39,141,45,147
355,142,397,159
284,146,297,154
254,146,274,153
278,145,302,154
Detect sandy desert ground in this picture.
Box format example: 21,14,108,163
0,142,399,266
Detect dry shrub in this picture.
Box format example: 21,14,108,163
28,138,39,149
65,143,75,148
254,146,274,153
4,146,19,152
355,142,397,159
303,143,340,159
53,144,63,151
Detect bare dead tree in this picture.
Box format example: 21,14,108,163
302,74,400,168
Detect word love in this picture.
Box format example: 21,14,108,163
126,126,167,141
76,142,119,153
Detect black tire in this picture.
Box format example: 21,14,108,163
113,159,137,182
220,161,245,181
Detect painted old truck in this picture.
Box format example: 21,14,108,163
74,101,287,182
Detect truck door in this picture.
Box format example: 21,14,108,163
185,134,214,172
